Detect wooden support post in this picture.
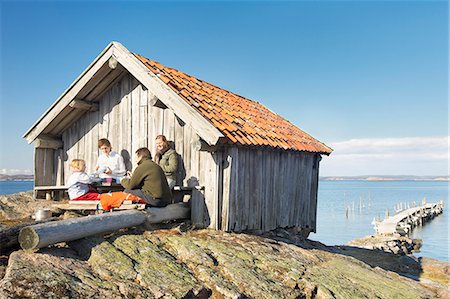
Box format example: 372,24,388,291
191,188,205,228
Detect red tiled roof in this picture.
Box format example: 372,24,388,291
135,53,332,155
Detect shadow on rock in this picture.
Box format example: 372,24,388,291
336,245,422,281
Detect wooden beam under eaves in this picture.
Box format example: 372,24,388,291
34,135,63,149
108,56,118,69
148,92,167,109
191,134,218,152
69,99,99,111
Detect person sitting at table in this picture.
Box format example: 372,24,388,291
120,147,172,207
67,158,146,210
154,135,178,189
67,159,100,200
96,138,126,181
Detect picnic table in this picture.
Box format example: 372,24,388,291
34,182,124,201
35,184,204,201
53,200,146,212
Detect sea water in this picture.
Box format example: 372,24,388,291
310,180,449,261
0,180,448,261
0,181,33,195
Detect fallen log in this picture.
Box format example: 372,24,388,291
18,203,191,250
0,217,59,255
146,203,190,224
19,210,146,250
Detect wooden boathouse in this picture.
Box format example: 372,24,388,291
23,42,332,233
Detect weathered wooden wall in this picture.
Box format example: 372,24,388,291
219,147,320,232
35,72,321,232
50,73,218,227
34,148,55,187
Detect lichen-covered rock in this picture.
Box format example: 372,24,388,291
0,248,122,299
305,257,431,299
0,229,446,298
111,234,207,298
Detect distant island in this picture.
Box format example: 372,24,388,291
2,174,449,182
320,175,450,181
0,174,34,181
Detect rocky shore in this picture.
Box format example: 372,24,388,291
348,234,422,255
0,192,448,298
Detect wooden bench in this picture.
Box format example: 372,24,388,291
36,185,205,201
53,200,146,212
34,186,68,200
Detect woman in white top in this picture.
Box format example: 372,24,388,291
96,138,126,179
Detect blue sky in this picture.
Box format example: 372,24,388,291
0,0,448,176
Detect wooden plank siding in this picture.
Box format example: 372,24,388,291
35,71,321,233
34,148,55,187
43,73,218,228
219,147,320,232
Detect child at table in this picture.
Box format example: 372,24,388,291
67,159,100,200
67,158,146,209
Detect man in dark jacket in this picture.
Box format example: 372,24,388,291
121,147,172,207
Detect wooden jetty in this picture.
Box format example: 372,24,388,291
373,201,444,235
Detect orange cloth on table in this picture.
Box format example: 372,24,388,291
99,192,145,211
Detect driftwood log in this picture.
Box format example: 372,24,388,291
145,203,190,224
0,217,59,254
18,203,191,250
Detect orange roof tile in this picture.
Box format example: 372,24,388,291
134,53,332,155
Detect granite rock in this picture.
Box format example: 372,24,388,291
0,229,447,299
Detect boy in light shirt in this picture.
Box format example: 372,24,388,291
67,159,100,200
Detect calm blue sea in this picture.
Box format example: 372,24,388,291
311,180,449,261
0,180,448,261
0,181,33,195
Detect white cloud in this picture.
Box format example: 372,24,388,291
0,169,33,175
320,136,449,176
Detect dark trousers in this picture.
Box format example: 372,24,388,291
124,189,165,207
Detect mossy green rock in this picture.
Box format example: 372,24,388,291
0,229,447,298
